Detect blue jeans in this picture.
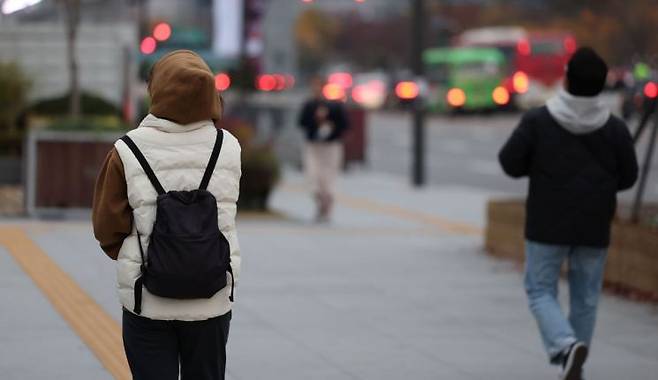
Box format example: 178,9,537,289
524,240,607,364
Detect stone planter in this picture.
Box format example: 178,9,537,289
485,199,658,300
25,130,121,217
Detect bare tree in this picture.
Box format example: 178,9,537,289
60,0,81,119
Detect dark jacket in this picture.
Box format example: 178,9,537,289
298,99,349,142
499,106,638,247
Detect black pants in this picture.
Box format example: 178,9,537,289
122,309,231,380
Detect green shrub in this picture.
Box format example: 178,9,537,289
0,132,23,156
239,146,281,210
222,117,256,147
28,92,121,117
0,62,30,131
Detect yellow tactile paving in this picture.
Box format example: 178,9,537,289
336,193,483,236
0,227,131,380
282,183,483,236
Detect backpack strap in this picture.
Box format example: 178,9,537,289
133,230,147,315
199,129,224,190
227,264,235,302
120,135,166,195
133,276,144,315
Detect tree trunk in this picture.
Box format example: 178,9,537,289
64,0,81,119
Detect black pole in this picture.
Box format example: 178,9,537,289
136,0,149,38
631,106,658,223
411,0,426,187
633,98,657,144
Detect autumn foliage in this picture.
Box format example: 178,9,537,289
293,0,658,73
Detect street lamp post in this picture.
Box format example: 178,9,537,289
411,0,426,186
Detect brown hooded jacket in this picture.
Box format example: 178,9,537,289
92,50,223,259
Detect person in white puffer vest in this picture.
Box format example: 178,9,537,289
92,50,241,380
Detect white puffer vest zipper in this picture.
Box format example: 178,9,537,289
114,114,241,321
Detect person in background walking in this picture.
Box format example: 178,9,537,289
499,47,638,380
298,76,350,222
92,50,241,380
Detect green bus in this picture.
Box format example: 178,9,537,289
423,47,509,112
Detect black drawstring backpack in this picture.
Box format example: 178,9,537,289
120,129,234,315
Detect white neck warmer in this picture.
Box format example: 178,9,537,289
546,89,610,135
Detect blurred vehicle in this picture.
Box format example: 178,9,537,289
456,26,576,109
423,47,509,113
322,69,390,110
350,72,389,110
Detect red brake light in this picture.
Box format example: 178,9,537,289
140,37,157,55
153,22,172,42
273,74,287,91
492,86,510,105
214,73,231,91
395,81,420,100
446,88,466,107
517,39,531,55
256,74,277,92
645,82,658,99
323,83,346,101
513,71,529,94
564,37,577,54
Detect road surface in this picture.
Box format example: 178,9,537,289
366,110,658,203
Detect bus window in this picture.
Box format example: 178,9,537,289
454,61,501,77
532,41,564,55
427,63,450,85
497,46,516,61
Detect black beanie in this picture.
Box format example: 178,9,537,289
566,47,608,97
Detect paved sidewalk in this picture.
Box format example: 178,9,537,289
1,169,657,379
0,244,112,380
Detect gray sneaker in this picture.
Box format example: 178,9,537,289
561,342,588,380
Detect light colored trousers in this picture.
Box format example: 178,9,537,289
303,141,343,201
524,240,607,364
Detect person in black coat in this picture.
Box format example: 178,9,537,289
298,78,349,143
298,77,349,222
499,47,638,380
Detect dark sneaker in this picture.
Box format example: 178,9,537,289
561,342,588,380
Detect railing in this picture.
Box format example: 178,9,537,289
631,96,658,223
